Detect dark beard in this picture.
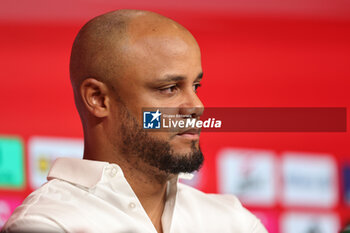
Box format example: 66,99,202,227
118,103,204,175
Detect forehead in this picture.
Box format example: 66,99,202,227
132,35,196,59
105,16,203,106
123,33,201,78
106,14,202,88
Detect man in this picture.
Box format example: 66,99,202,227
2,10,267,233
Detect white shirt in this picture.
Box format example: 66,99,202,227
2,158,268,233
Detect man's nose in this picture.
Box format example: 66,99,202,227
178,88,204,118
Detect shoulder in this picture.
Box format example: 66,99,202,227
2,214,64,233
176,183,268,233
2,179,81,232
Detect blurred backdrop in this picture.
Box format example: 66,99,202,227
0,0,350,232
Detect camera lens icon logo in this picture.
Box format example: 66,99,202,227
143,110,162,129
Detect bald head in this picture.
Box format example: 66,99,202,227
70,9,204,173
70,10,198,108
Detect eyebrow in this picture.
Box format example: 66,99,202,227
157,72,203,83
196,72,203,81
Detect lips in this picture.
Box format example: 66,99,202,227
176,128,201,140
177,128,200,135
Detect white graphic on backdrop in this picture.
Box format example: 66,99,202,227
217,148,276,206
28,136,83,189
281,152,337,207
281,212,339,233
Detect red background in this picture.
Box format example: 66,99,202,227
1,0,349,231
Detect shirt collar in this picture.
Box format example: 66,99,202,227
47,157,109,188
47,157,193,189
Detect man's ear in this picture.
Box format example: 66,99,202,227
80,78,110,118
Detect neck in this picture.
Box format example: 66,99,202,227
83,132,172,233
122,159,168,233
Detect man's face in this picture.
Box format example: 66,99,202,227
109,31,204,174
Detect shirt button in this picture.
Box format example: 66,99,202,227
110,167,117,177
129,202,136,209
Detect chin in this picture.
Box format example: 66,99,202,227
170,141,199,154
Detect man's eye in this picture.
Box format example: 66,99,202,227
159,85,178,94
193,83,202,92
